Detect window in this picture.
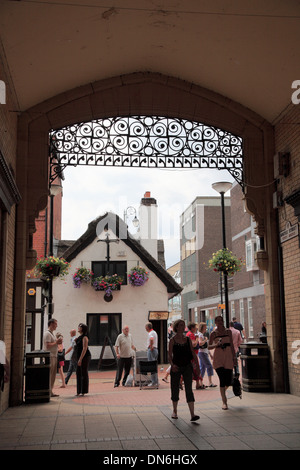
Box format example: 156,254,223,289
247,298,253,338
245,237,259,271
87,313,121,346
92,261,127,285
231,301,235,320
239,299,245,328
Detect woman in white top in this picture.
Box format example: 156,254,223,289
198,323,217,388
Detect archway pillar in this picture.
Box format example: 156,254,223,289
244,123,284,392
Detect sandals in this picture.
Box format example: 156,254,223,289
222,404,228,410
162,378,169,383
171,413,178,419
196,385,206,389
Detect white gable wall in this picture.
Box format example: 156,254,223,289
53,234,169,359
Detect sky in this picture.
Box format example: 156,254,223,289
61,165,234,268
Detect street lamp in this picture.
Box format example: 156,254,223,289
47,182,62,317
212,181,232,327
124,206,139,228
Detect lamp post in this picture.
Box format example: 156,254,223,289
47,182,62,318
212,181,232,327
124,206,139,228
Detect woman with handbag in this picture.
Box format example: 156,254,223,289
198,323,217,388
56,333,66,388
208,316,237,410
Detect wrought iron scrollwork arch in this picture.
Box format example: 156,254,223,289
49,116,243,186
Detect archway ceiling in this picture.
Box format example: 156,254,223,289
0,0,299,123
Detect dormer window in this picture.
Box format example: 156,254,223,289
92,261,127,284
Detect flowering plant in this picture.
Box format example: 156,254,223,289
73,267,94,288
128,266,149,286
92,274,123,296
34,256,70,279
208,248,242,276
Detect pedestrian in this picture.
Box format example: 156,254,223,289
43,318,62,397
209,316,237,410
229,321,242,375
0,340,10,391
56,333,66,388
232,316,246,341
168,319,200,421
65,329,77,385
75,323,91,396
114,325,136,387
186,322,205,389
145,322,159,387
198,322,217,387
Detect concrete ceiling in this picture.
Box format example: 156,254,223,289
0,0,299,122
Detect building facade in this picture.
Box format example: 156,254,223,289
53,212,181,365
183,186,266,341
180,196,231,326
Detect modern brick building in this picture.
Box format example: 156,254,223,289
182,184,266,341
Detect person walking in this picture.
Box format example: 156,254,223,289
209,316,237,410
114,325,136,387
43,318,62,397
56,333,66,388
65,329,77,385
168,319,200,421
229,321,242,375
198,322,217,387
186,322,204,389
75,323,91,396
145,322,159,387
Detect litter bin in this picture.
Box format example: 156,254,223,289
240,342,271,392
25,350,51,403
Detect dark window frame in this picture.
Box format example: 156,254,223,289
92,261,127,285
87,313,122,346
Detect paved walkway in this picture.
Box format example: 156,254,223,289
1,367,300,451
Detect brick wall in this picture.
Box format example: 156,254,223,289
0,65,18,413
198,204,231,299
275,104,300,396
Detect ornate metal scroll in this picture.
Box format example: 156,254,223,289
49,116,243,186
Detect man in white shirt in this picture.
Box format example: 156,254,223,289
145,322,159,387
43,318,62,397
114,325,136,387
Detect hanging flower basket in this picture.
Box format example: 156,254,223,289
73,267,94,288
128,266,149,286
104,293,113,302
208,248,243,276
92,274,123,296
34,256,70,280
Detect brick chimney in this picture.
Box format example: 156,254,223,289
137,192,158,260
